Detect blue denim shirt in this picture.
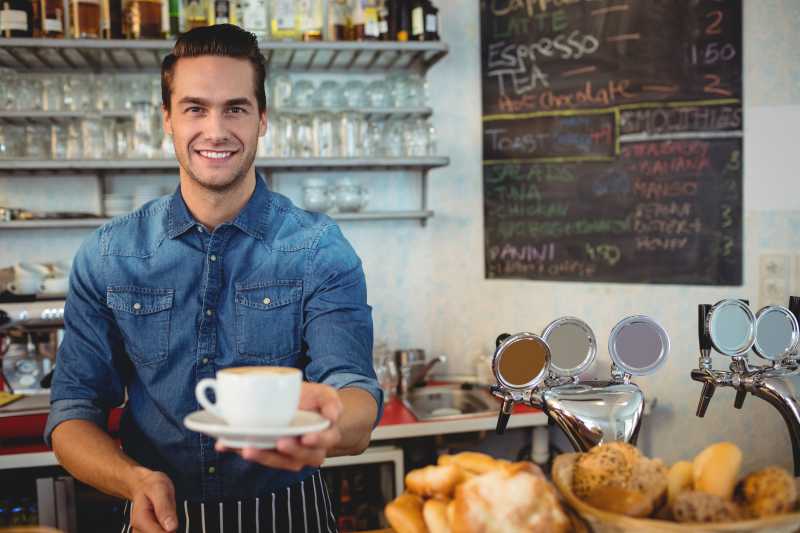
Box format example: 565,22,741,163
44,176,381,502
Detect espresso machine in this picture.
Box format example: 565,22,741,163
491,315,670,451
0,308,63,394
691,296,800,475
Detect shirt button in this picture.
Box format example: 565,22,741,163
208,466,216,474
133,303,141,310
262,297,271,305
206,309,213,316
201,357,209,365
197,226,203,232
210,255,217,262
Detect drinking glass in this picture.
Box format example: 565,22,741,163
383,120,405,157
363,120,386,157
301,177,334,212
94,75,115,111
315,112,340,157
25,125,50,159
61,74,81,111
404,118,428,157
0,68,16,110
131,102,155,158
0,124,25,159
17,76,43,111
314,80,342,109
81,118,106,159
114,120,133,159
51,123,81,159
333,177,368,212
366,79,392,108
388,73,427,107
269,74,293,109
292,115,315,157
338,112,366,158
41,77,63,112
341,80,367,109
291,80,315,109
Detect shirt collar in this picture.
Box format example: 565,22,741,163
166,174,270,240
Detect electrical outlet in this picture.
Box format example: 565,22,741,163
759,254,791,308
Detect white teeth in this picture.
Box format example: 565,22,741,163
199,151,233,159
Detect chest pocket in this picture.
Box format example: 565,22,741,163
235,280,302,363
106,286,174,367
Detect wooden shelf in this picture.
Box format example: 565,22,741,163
0,38,448,74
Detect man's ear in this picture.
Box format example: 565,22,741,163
258,109,268,137
162,105,172,136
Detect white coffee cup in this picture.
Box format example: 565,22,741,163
7,274,44,295
195,366,302,427
41,276,68,295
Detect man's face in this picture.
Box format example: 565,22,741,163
162,56,267,193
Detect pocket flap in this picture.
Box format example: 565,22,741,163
235,280,302,311
107,286,174,315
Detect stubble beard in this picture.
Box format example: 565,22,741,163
181,143,257,194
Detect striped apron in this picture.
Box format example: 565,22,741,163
119,470,338,533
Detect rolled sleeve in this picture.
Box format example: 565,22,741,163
303,224,383,428
44,399,108,447
322,372,384,428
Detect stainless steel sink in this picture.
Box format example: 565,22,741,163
402,385,498,421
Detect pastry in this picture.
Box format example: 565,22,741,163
572,444,632,498
438,451,508,474
667,460,694,504
451,461,570,533
671,490,741,523
405,464,463,498
692,442,742,500
423,498,452,533
739,466,797,518
385,493,427,533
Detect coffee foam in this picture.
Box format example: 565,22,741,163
221,366,299,376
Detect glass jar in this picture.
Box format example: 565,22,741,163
301,177,333,212
314,112,340,157
333,177,368,212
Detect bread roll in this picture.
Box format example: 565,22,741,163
585,485,654,518
423,499,451,533
405,464,463,498
627,456,668,510
740,466,797,518
671,490,741,523
572,445,632,498
385,493,427,533
692,442,742,500
602,441,642,465
451,461,569,533
438,451,504,474
667,460,694,504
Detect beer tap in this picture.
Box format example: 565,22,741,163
691,297,800,475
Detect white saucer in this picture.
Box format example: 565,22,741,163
184,409,330,449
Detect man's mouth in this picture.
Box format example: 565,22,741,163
195,149,238,161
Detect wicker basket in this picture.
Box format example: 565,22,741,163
552,453,800,533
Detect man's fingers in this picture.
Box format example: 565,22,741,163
240,448,307,471
298,383,343,421
274,438,327,467
300,426,341,449
131,499,169,533
148,476,178,532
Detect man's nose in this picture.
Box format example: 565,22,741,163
203,111,229,142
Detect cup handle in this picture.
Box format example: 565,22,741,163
195,378,223,418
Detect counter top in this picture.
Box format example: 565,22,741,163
0,386,546,470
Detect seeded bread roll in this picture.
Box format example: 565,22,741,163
405,464,463,498
740,466,797,518
602,441,642,465
671,490,742,523
385,493,427,533
572,445,632,498
692,442,742,500
627,457,668,504
585,485,655,518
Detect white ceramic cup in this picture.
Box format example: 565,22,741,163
195,366,302,427
41,276,68,295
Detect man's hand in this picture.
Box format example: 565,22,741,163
215,382,343,471
129,468,178,533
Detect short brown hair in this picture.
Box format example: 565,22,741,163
161,24,267,113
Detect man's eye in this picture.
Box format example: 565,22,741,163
228,106,245,114
187,107,203,113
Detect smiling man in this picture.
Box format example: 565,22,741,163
45,25,381,533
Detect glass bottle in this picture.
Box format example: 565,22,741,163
423,0,437,41
36,0,64,36
168,0,178,34
100,0,122,37
240,0,266,39
0,0,33,37
377,0,388,40
269,0,297,40
181,0,208,30
123,0,162,38
298,0,322,41
409,0,422,40
349,0,363,40
395,0,409,41
327,0,348,40
69,0,101,37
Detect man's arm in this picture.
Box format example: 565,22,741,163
51,420,178,532
329,387,377,456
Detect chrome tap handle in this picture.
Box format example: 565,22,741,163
734,389,747,409
696,381,716,417
698,304,712,365
495,397,514,435
495,333,511,347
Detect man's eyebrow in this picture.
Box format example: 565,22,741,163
177,97,254,107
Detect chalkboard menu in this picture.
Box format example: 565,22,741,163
481,0,742,285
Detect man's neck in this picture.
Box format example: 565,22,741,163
179,170,257,231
